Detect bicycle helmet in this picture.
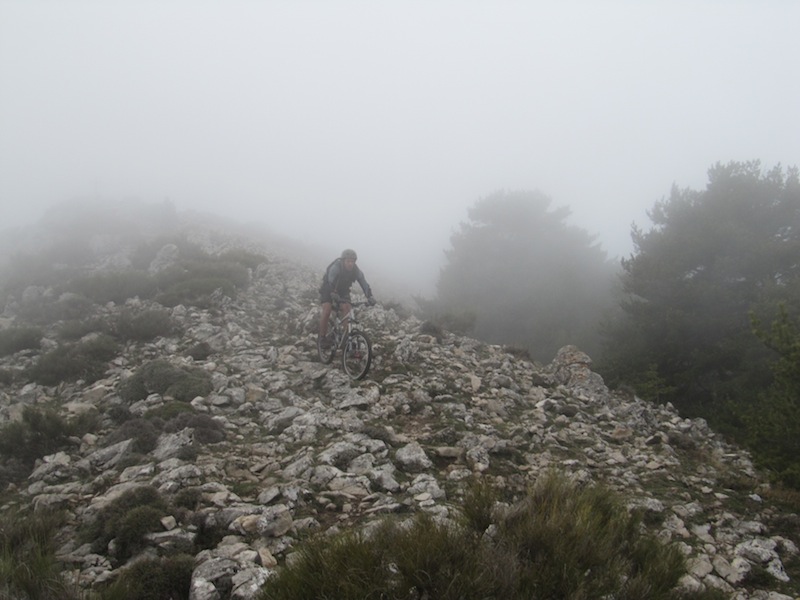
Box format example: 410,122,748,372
341,249,358,261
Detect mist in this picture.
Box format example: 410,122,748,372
2,1,799,298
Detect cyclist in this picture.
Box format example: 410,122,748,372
319,249,376,348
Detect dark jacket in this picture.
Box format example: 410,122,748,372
321,258,372,299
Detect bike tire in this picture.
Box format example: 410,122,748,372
317,332,337,364
341,331,372,380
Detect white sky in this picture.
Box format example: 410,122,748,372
2,1,799,295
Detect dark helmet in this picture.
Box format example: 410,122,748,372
341,249,358,261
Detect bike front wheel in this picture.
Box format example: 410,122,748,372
341,331,372,380
317,332,337,364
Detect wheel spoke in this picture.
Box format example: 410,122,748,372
342,332,372,380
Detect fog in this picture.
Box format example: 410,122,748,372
2,1,799,297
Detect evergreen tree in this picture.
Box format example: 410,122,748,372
432,190,617,361
600,161,800,463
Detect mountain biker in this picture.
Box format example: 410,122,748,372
319,249,376,348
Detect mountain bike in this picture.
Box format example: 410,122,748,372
317,300,373,380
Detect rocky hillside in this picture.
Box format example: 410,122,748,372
1,215,799,600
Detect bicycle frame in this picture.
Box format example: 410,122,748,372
318,300,373,379
328,301,366,344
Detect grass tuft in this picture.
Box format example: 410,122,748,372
259,472,714,600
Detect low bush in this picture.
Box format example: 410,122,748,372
0,406,77,467
58,317,108,341
414,296,476,337
16,292,94,325
0,326,42,356
0,507,80,600
164,412,226,444
82,486,168,562
155,276,236,308
184,341,212,361
115,308,174,341
153,254,251,308
119,359,212,403
0,368,14,386
114,505,165,559
27,334,119,385
259,472,724,600
104,417,161,454
98,554,194,600
68,270,157,304
145,401,196,421
219,248,267,270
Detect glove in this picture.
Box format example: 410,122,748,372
331,292,341,304
368,296,377,306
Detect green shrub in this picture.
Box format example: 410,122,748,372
0,406,97,487
27,334,119,385
145,401,196,421
104,418,161,454
82,486,168,561
184,341,212,361
498,472,687,599
219,248,267,270
259,472,714,600
155,276,236,308
259,524,396,600
16,292,94,325
0,406,71,465
164,412,226,444
115,308,174,341
130,236,204,270
154,256,250,308
0,369,14,386
173,487,202,511
0,327,42,356
0,508,80,600
459,477,500,534
114,505,165,559
419,320,445,342
99,554,194,600
119,359,212,403
58,317,107,341
1,253,67,297
68,270,157,304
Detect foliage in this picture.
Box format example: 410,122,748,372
0,406,96,479
163,411,226,444
114,308,174,341
458,476,500,534
259,472,709,600
414,297,476,336
81,486,168,561
184,341,212,361
219,248,268,270
599,162,800,482
0,508,80,600
15,291,95,325
429,190,618,361
0,327,42,356
0,369,14,386
68,271,157,304
103,417,162,454
738,304,800,487
145,400,196,421
57,317,107,341
26,334,119,385
98,554,194,600
119,359,212,403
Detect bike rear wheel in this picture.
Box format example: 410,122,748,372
341,331,372,380
317,331,337,364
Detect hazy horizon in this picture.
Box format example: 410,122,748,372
2,1,799,295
